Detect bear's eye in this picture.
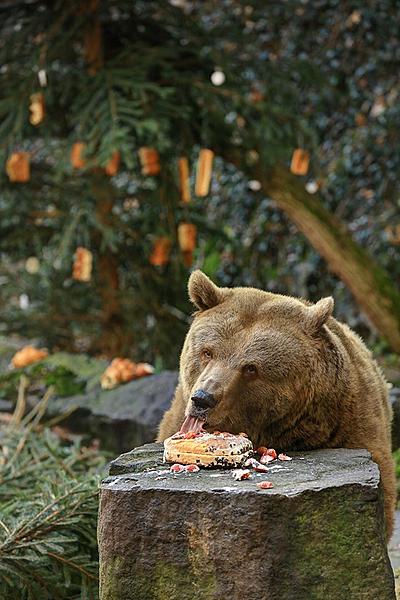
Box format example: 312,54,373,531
243,364,257,376
202,349,213,360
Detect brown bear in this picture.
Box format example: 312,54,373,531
157,270,396,539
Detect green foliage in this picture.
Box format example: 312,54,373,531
0,1,398,361
393,449,400,510
393,449,400,481
0,398,107,599
0,353,107,401
45,353,108,391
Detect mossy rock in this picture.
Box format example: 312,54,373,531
98,445,395,600
47,371,178,453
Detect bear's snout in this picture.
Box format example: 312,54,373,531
191,389,217,411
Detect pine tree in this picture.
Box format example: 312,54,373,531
1,0,399,360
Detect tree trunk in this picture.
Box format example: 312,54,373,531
90,176,130,356
222,152,400,352
259,166,400,352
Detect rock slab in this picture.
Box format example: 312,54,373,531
98,444,395,600
48,371,178,453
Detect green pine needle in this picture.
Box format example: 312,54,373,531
0,394,107,599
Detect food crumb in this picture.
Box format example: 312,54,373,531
257,481,274,490
232,469,252,481
170,464,185,473
278,453,292,461
260,453,275,464
259,448,277,463
185,464,200,473
244,457,269,472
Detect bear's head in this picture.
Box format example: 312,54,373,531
179,270,340,447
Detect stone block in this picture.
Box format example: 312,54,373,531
98,444,395,600
48,371,178,453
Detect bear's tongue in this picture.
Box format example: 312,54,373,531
179,415,206,434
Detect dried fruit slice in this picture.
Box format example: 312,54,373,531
170,464,185,473
185,464,200,473
260,453,275,465
244,458,269,473
278,453,292,461
257,481,274,490
232,469,251,481
265,448,277,459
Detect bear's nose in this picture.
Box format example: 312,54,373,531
191,389,217,410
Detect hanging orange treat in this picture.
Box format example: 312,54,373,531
149,237,171,267
249,89,264,103
72,247,93,282
12,345,48,369
290,149,310,175
71,143,86,169
178,157,191,203
178,223,197,252
355,113,367,127
6,152,30,182
182,251,193,268
195,149,214,196
138,147,160,176
29,93,45,125
105,151,120,176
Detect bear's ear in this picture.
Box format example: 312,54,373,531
188,270,224,311
306,296,334,332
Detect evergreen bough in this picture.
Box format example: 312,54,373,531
0,1,399,357
0,390,106,599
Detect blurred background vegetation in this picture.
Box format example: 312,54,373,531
0,0,399,369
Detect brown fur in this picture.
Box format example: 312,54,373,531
158,271,396,539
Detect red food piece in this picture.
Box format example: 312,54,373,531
185,464,200,473
257,447,277,459
244,458,269,473
266,448,277,459
278,453,292,461
170,464,185,473
260,453,275,465
253,462,269,473
232,469,252,481
257,481,274,490
184,431,198,439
